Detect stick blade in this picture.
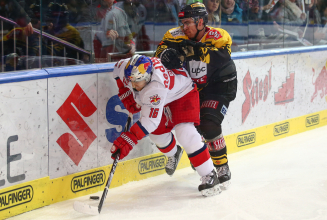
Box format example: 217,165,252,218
73,201,99,215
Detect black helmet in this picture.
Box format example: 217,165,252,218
178,2,208,24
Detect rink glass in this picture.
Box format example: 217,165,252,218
0,0,325,72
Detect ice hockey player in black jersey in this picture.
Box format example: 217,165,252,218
155,1,237,190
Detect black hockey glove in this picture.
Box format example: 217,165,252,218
182,40,206,57
160,48,184,70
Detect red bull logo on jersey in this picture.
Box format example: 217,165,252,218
150,94,161,105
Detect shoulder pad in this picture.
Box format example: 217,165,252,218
168,27,185,38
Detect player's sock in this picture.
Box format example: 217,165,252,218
198,169,221,197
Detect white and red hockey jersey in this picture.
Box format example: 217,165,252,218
113,57,194,134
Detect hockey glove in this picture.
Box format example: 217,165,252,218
116,78,141,114
183,40,206,57
111,131,138,160
160,48,184,70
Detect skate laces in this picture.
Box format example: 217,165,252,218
166,156,176,169
217,164,229,177
200,171,214,184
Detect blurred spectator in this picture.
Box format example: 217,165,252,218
154,0,177,23
28,2,41,29
142,0,155,21
166,0,180,24
307,0,327,44
0,0,37,71
221,0,243,23
82,0,117,22
203,0,221,26
268,0,306,45
239,0,260,20
43,2,85,60
116,0,150,51
0,0,33,35
66,0,88,24
270,0,306,25
309,0,327,25
116,0,145,38
94,0,135,62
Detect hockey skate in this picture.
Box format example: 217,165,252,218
216,164,231,190
198,169,221,197
165,145,184,176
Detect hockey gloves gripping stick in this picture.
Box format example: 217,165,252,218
73,113,132,215
110,131,137,160
116,77,141,114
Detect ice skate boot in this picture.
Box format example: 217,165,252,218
165,145,184,176
198,169,221,197
216,163,231,190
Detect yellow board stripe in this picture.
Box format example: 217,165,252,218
1,109,327,219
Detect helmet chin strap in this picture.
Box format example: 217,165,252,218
190,19,205,41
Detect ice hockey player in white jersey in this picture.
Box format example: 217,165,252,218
110,54,221,196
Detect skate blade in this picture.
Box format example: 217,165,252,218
220,180,231,190
200,184,222,197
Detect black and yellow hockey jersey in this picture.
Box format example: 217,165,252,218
155,26,235,90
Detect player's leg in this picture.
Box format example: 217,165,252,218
197,78,237,189
175,123,221,196
197,95,232,189
149,132,183,176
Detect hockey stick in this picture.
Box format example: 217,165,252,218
73,113,132,215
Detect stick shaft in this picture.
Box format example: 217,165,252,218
97,114,132,214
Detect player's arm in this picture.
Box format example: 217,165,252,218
201,31,232,65
184,29,232,65
110,84,168,160
155,31,188,69
113,60,141,114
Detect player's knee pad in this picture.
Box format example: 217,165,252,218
197,115,222,140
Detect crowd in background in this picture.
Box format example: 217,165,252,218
0,0,326,71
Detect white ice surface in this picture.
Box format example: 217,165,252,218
9,125,327,220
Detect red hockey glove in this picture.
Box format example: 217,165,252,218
116,78,141,114
111,131,138,160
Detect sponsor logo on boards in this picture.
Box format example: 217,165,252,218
274,72,295,105
138,155,166,174
0,185,33,211
311,66,327,102
71,170,106,193
242,67,272,123
237,132,256,147
305,114,319,127
274,122,290,136
56,83,97,165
